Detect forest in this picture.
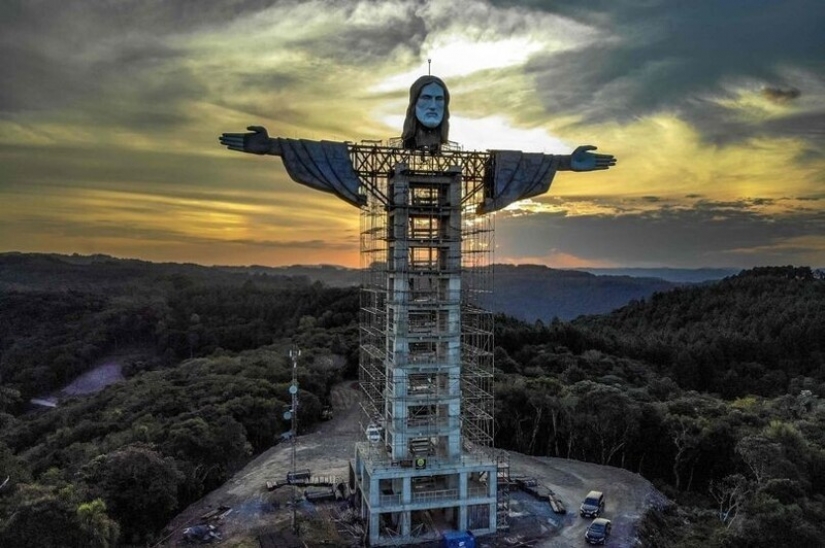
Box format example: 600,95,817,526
1,255,825,547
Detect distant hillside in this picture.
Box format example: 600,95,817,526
226,263,362,287
247,262,680,321
578,267,740,283
0,252,312,294
0,253,681,321
0,255,359,403
488,264,679,321
572,265,825,396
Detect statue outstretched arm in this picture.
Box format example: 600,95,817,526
218,125,364,208
219,126,282,156
479,145,617,213
564,145,616,171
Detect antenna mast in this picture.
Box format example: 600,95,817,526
288,345,301,534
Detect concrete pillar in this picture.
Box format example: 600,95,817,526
402,476,411,504
368,471,379,507
401,511,411,537
369,512,380,546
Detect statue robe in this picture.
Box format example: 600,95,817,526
276,138,560,214
277,139,365,208
478,150,561,214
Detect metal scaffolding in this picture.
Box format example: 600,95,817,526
351,141,502,546
355,143,495,454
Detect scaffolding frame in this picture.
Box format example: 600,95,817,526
350,142,506,546
355,143,495,455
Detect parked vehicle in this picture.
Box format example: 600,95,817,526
579,490,605,518
584,517,612,545
366,423,383,443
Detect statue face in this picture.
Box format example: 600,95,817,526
415,82,445,129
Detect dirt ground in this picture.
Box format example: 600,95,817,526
506,453,665,548
161,383,664,547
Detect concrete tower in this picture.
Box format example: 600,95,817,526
352,147,505,546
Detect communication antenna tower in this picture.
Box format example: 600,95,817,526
288,345,301,533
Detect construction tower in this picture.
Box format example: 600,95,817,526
350,144,502,546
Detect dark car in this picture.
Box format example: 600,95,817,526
579,490,605,518
584,517,612,545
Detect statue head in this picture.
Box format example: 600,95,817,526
416,82,445,128
402,75,450,150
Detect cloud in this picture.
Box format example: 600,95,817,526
1,0,824,268
510,0,825,145
496,196,825,267
0,1,197,112
762,86,801,104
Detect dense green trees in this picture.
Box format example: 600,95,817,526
86,445,183,543
0,256,359,547
0,484,120,548
491,268,825,546
2,256,825,546
0,255,357,405
576,266,825,397
1,347,352,546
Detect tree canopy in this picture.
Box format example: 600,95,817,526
2,256,825,547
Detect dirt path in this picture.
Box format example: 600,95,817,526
162,383,662,547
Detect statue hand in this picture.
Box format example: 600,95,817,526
570,145,617,171
219,126,272,155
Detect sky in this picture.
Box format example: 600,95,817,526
1,0,824,270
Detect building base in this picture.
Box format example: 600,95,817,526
350,442,498,546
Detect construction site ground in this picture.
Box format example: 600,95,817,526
161,382,664,547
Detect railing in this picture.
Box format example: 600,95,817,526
356,441,497,470
380,493,402,506
467,484,489,498
412,488,458,504
375,487,490,508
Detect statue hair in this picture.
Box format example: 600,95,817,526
401,75,450,150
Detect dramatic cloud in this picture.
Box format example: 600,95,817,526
762,86,801,104
1,0,824,268
496,197,825,268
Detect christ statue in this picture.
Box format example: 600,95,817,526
219,75,616,212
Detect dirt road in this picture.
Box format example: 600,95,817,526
163,383,663,547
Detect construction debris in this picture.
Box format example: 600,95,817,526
198,505,232,522
181,524,221,544
513,476,566,514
